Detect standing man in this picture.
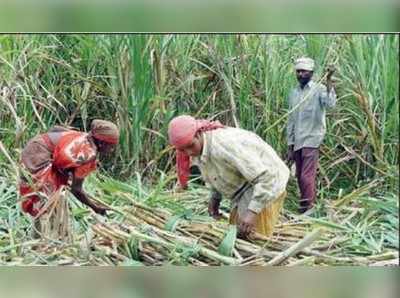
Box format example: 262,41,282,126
287,57,336,213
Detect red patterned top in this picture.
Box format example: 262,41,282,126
20,130,98,216
53,131,97,179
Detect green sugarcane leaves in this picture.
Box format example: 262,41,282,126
218,225,237,257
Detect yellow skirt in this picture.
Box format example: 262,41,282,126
229,191,286,237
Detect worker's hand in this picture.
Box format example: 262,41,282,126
238,210,258,239
93,206,108,216
208,197,222,220
286,145,294,163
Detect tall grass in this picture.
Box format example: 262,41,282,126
0,34,398,192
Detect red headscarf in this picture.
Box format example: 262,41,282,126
168,115,224,189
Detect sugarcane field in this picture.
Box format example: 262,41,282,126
0,34,398,266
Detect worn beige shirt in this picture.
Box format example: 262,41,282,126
193,127,290,214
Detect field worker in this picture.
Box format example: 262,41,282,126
286,57,336,213
168,115,290,238
19,119,119,217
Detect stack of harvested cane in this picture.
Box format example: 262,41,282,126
2,193,397,266
7,175,396,266
89,201,343,266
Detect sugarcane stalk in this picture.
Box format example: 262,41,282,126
94,220,239,265
267,228,324,265
149,226,240,265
